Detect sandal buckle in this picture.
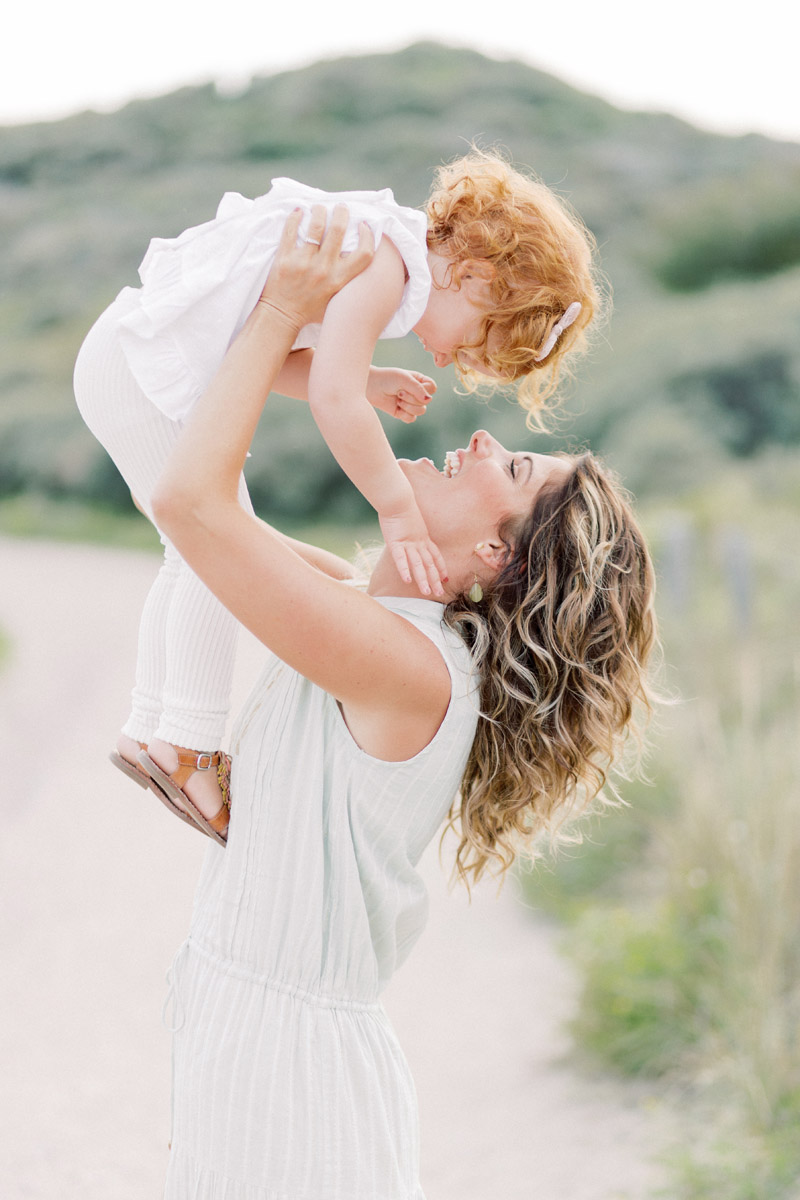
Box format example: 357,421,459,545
195,753,214,771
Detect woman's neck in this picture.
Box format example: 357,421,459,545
367,546,448,603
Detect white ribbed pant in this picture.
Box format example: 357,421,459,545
73,294,252,750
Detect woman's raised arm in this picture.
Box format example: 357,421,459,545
151,207,451,760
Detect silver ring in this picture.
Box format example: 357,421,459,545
305,237,322,246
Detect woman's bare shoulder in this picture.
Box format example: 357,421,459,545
338,598,453,761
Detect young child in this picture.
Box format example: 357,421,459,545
73,149,600,842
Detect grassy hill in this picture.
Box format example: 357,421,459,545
2,40,799,520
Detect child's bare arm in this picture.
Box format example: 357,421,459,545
274,351,436,425
273,349,315,399
308,239,447,596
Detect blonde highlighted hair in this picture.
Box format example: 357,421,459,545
425,149,605,425
443,452,657,887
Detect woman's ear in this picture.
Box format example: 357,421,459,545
474,539,508,573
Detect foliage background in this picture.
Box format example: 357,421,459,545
2,40,799,520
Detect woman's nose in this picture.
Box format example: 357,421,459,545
433,350,452,368
469,430,494,457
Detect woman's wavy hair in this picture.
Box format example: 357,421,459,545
425,148,607,425
443,452,657,888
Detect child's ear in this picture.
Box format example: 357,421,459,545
458,259,496,284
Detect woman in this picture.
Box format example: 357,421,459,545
152,207,656,1199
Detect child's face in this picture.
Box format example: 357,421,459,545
413,255,500,375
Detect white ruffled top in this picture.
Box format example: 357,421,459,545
115,178,432,421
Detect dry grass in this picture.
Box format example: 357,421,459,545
658,652,800,1129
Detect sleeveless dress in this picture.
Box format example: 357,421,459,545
113,177,432,422
163,597,481,1200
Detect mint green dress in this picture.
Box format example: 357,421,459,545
163,597,480,1200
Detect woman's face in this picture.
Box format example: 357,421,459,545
398,429,572,578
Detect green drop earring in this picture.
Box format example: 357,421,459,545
469,543,485,602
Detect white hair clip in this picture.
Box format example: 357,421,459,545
534,301,583,362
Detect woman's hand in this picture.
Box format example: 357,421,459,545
257,204,375,331
367,367,436,424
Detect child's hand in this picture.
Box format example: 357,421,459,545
367,367,436,424
379,504,448,598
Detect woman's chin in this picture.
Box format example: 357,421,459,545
398,456,440,475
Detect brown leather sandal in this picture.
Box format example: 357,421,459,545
138,747,231,846
109,742,151,789
110,742,206,833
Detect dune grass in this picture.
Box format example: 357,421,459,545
563,657,800,1197
522,463,800,1197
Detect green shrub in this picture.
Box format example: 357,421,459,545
666,1101,800,1200
567,899,721,1076
651,170,800,292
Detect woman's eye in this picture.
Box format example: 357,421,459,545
509,459,517,479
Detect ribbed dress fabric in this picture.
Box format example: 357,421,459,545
163,598,480,1200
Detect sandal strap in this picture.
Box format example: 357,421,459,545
207,807,229,834
169,747,224,790
142,747,232,838
203,755,232,834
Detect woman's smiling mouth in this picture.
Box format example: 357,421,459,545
443,449,464,477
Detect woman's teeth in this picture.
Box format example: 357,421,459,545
443,450,461,478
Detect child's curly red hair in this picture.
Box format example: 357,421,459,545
425,149,605,426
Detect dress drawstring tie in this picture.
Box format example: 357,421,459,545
163,941,190,1150
163,941,189,1032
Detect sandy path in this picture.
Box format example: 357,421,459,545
0,537,673,1200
